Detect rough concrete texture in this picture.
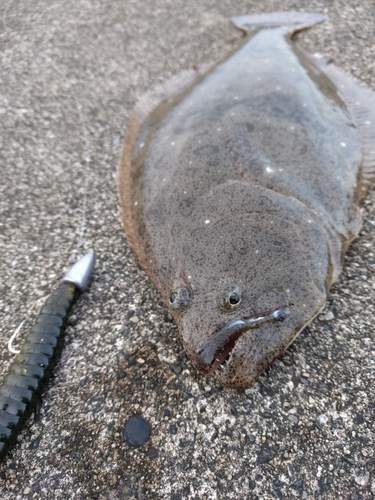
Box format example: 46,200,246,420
0,0,374,498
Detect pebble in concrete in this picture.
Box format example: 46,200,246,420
123,414,151,447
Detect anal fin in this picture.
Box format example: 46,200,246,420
311,54,375,202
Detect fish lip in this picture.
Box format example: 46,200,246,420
196,306,291,376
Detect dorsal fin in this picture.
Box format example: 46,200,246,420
118,64,213,269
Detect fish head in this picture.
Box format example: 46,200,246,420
167,199,329,389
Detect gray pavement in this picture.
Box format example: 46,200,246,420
0,0,374,498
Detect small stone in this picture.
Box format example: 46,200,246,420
288,414,299,424
233,470,244,480
169,424,178,435
211,432,218,442
291,479,303,489
263,412,273,418
319,311,334,321
23,488,31,495
136,357,145,364
354,471,370,486
123,414,151,447
325,311,335,320
69,314,78,326
170,364,182,374
129,315,139,323
316,414,328,427
248,434,256,443
179,440,192,448
257,443,278,464
28,434,42,450
146,447,159,459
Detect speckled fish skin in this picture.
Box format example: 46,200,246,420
118,12,375,388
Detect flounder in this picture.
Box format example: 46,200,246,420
118,12,375,388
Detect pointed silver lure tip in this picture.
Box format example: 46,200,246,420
62,252,96,292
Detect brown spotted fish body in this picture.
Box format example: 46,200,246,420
118,12,375,388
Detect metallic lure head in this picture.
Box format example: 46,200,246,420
62,253,96,292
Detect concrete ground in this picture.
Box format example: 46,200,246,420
0,0,374,498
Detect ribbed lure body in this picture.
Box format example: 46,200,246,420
0,252,95,460
0,283,78,459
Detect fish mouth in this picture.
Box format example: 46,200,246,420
196,306,291,376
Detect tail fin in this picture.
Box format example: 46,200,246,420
232,11,327,36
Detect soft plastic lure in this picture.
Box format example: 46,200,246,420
0,253,95,460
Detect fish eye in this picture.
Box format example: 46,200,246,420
169,287,191,312
218,284,243,311
229,291,241,305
